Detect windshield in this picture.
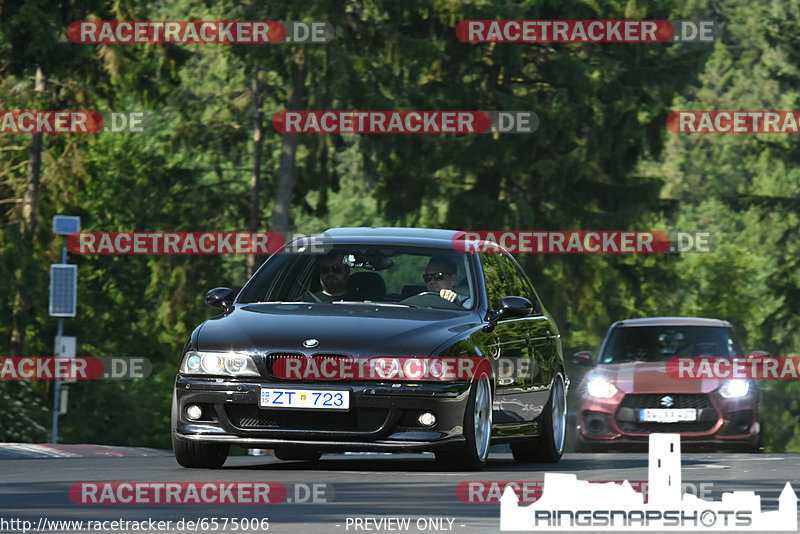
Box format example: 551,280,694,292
598,325,742,363
237,245,476,310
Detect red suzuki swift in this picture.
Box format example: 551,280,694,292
573,317,762,452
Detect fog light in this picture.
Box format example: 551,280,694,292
583,411,612,437
418,412,436,426
185,404,202,420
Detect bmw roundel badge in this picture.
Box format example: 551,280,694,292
303,338,319,348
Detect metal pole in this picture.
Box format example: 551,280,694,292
52,319,63,443
51,236,68,444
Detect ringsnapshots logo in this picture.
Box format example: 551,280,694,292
500,434,797,531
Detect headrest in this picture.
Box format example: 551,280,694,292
347,272,386,301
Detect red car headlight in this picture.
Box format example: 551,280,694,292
587,376,618,398
719,379,750,398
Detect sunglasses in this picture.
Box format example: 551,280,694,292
320,265,345,274
423,272,455,282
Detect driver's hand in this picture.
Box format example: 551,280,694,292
439,289,458,302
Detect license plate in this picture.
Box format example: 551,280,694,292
259,388,349,410
639,408,697,422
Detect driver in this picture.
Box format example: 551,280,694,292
424,257,467,305
314,252,351,302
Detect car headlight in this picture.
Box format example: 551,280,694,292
180,351,259,377
586,376,618,399
719,379,750,398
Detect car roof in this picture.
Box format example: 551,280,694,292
319,227,462,248
611,317,732,328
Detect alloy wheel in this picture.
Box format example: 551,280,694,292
473,376,492,462
551,373,566,455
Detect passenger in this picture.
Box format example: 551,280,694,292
314,252,350,302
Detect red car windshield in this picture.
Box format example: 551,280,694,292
599,325,742,363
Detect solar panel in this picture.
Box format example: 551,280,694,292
53,215,80,235
49,265,77,317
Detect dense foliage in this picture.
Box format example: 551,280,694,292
1,0,798,450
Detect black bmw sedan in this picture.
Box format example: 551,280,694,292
172,227,567,469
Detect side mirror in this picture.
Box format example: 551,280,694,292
573,351,593,366
205,287,234,312
485,296,532,331
497,296,532,319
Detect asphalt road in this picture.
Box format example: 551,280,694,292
0,445,798,534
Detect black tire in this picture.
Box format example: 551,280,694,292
436,374,493,470
511,370,566,463
173,439,230,468
171,391,229,468
273,449,322,461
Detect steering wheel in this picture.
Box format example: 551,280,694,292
400,291,464,309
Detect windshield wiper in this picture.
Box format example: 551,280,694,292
330,301,421,308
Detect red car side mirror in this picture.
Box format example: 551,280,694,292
573,351,593,366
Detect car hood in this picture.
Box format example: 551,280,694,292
195,303,477,357
589,362,725,394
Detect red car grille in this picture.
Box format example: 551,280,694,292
615,393,718,433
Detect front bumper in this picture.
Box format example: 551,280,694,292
173,375,472,452
576,392,760,450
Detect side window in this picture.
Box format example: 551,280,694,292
496,253,526,298
478,254,506,310
518,272,542,314
498,253,542,313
